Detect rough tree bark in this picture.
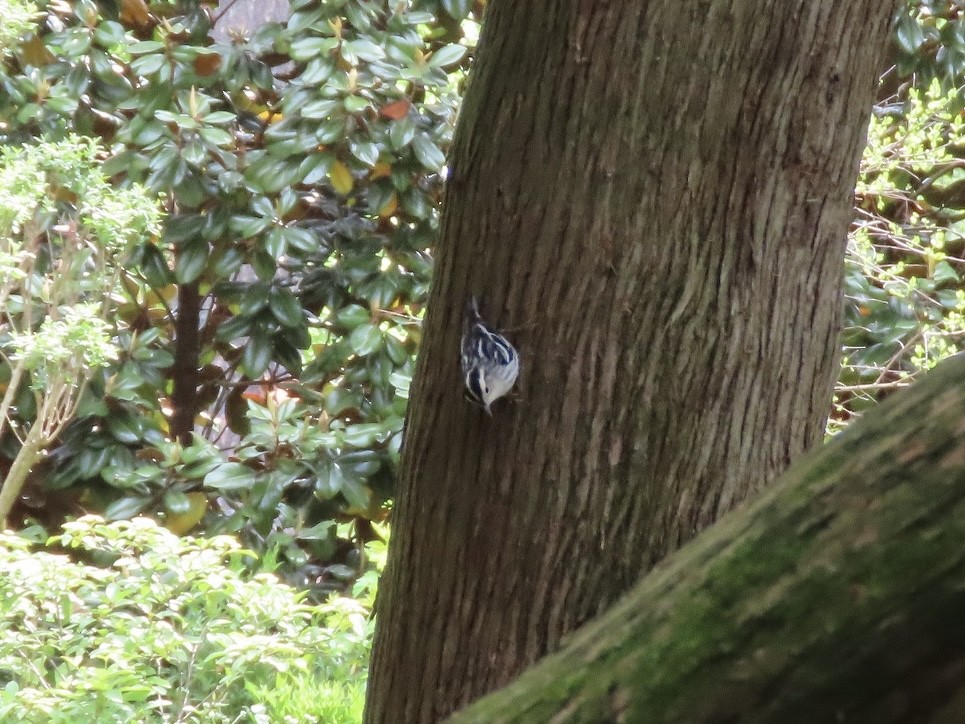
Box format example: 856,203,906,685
449,355,965,723
366,2,898,721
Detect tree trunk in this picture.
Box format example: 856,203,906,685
366,2,898,721
170,281,201,445
0,421,45,527
448,354,965,723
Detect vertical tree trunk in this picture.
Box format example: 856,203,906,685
169,281,201,445
366,2,898,722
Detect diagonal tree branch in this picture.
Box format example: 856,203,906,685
450,354,965,723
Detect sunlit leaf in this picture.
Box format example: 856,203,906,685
164,492,208,535
427,44,467,68
329,160,354,194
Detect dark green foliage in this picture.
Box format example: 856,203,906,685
0,0,475,593
893,0,965,86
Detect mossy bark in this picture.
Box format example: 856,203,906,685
366,1,899,721
449,355,965,723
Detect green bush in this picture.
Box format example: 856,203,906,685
892,0,965,85
0,516,378,722
0,135,162,523
0,0,37,56
835,80,965,431
0,0,477,590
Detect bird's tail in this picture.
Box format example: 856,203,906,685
465,295,482,323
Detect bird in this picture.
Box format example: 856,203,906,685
460,296,520,414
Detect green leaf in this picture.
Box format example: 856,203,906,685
389,370,411,398
344,39,385,62
300,57,335,85
298,521,336,541
301,153,334,185
176,239,208,284
335,305,371,329
269,286,304,327
301,98,341,120
265,227,288,258
215,314,252,342
441,0,473,20
165,213,207,243
131,53,166,76
105,496,152,521
316,118,347,144
163,490,192,515
389,115,416,149
181,139,207,166
199,127,234,146
108,414,144,445
93,20,126,47
287,7,324,33
212,245,245,279
204,462,254,491
342,477,369,510
242,330,273,377
351,140,379,167
252,249,277,280
344,95,370,114
129,40,164,54
288,36,328,62
203,111,237,125
230,214,272,237
330,463,369,510
140,244,173,287
337,450,381,476
427,44,467,68
239,284,270,315
342,423,384,447
349,324,382,356
895,15,926,54
283,226,318,254
411,134,446,171
933,260,960,284
46,95,79,114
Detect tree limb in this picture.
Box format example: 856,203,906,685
450,354,965,723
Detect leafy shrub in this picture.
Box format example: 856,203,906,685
892,0,965,85
0,135,162,523
0,0,477,589
0,0,37,56
835,80,965,430
0,516,378,723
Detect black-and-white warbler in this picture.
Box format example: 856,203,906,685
460,297,520,414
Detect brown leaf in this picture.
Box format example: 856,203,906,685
119,0,151,28
380,99,411,120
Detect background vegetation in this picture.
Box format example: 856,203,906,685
0,0,962,720
1,516,379,721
